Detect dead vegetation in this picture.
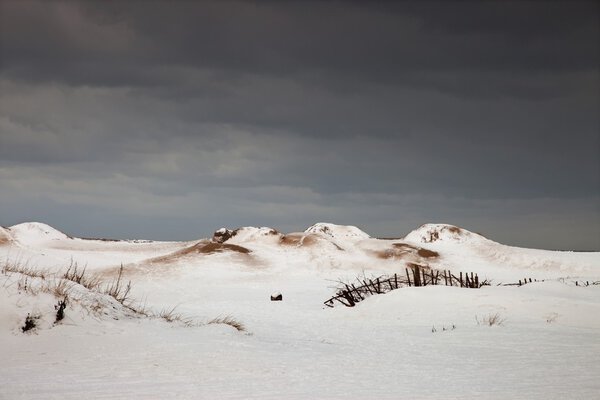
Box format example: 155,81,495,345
279,233,318,247
63,261,102,290
208,316,246,332
2,260,245,332
417,248,439,258
148,240,252,265
2,261,50,280
476,313,505,327
196,242,251,254
103,264,132,305
154,306,194,326
376,243,439,260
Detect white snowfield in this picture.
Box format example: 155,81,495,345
1,221,599,400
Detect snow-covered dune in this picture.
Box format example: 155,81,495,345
7,222,71,244
1,221,599,399
403,223,599,279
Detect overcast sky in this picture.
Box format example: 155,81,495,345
1,0,598,250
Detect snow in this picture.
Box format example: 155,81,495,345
1,221,599,399
7,222,71,244
304,222,370,241
227,226,280,243
403,223,487,244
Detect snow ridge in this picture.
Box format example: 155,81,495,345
304,223,370,242
8,222,70,243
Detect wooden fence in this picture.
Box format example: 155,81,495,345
324,265,487,308
324,267,598,308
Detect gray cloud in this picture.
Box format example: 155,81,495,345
0,0,598,250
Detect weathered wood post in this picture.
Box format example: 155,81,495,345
413,265,422,287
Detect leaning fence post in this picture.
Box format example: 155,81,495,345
406,268,412,287
413,265,421,287
460,272,463,288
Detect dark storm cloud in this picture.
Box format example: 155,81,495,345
2,1,598,87
0,0,598,249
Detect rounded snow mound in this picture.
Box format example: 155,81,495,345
217,226,280,244
8,222,70,243
404,223,486,244
304,223,370,241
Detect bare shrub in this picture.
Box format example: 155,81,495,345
103,265,132,305
208,315,246,332
63,262,101,290
476,313,505,327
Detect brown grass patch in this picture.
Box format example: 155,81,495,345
0,228,12,245
376,243,438,260
447,226,462,234
196,242,251,254
392,243,420,251
417,248,439,258
138,240,252,267
208,316,246,332
170,240,251,256
279,233,318,247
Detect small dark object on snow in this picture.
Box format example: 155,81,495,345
271,292,283,301
22,313,38,333
55,298,67,323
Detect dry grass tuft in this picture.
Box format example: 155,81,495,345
102,264,132,305
2,261,51,280
155,306,194,326
476,312,505,327
208,315,246,332
63,262,101,290
45,279,72,298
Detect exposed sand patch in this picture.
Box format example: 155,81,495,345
375,242,439,260
447,226,462,234
417,248,439,258
279,233,318,247
135,240,253,267
194,242,251,255
0,227,13,245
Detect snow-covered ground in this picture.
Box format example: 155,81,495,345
1,221,599,399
